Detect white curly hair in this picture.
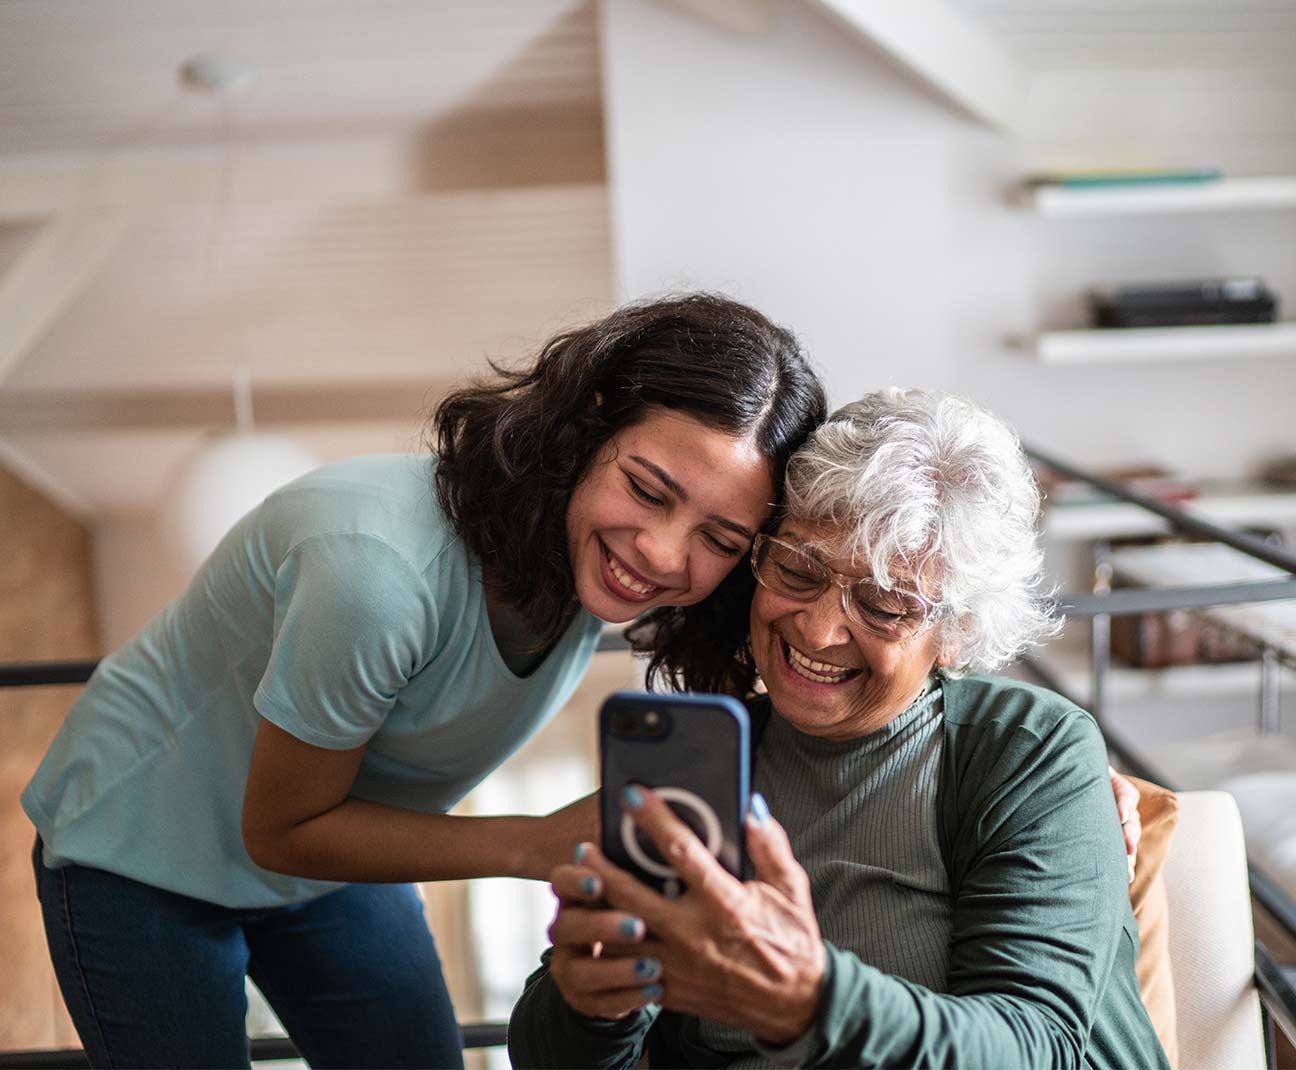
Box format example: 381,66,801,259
782,387,1059,676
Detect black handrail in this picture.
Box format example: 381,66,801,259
1255,943,1296,1049
0,1026,509,1068
1059,579,1296,619
0,661,100,688
1027,444,1296,576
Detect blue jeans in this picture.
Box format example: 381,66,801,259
32,838,465,1069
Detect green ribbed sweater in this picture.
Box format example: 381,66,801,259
508,675,1169,1070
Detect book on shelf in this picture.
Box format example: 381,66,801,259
1089,277,1279,329
1025,168,1223,190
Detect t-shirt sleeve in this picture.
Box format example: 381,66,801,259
253,532,438,749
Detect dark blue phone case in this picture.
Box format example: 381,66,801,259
598,690,750,894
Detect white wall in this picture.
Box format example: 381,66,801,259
600,0,1296,479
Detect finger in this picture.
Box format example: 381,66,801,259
559,951,663,994
550,949,663,1019
1123,808,1142,853
549,903,647,949
1123,809,1142,884
744,792,810,902
551,985,660,1021
1108,766,1140,826
551,863,604,903
578,840,678,933
620,785,743,907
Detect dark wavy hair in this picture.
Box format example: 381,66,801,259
430,293,827,695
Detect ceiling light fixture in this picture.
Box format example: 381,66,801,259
161,370,319,572
178,51,256,96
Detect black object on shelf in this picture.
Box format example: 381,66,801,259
1090,277,1278,328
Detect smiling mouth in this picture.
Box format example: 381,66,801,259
601,542,666,601
781,636,861,686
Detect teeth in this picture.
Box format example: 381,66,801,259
785,642,856,684
606,550,658,596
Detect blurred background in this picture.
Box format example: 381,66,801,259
3,1,1296,1065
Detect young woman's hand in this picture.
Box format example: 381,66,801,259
520,792,601,881
563,788,826,1046
1108,766,1142,883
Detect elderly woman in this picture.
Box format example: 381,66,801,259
508,388,1167,1069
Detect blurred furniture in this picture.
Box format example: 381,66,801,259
1108,541,1296,734
1165,791,1266,1070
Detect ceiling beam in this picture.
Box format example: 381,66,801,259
0,113,605,222
0,435,92,517
0,379,460,432
0,207,131,385
807,0,1023,132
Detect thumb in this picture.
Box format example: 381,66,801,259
745,793,810,904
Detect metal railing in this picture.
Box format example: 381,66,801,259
0,1027,507,1069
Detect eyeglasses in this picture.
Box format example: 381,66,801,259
749,534,939,641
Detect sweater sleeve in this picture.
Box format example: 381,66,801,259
508,948,660,1069
803,708,1152,1069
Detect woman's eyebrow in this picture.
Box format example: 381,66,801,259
629,455,688,500
629,455,755,540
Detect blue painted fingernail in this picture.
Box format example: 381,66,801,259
641,983,663,1000
619,916,643,939
581,876,598,896
622,785,645,810
749,792,770,824
635,957,661,980
574,843,588,863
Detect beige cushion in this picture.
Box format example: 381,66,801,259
1163,791,1265,1070
1126,776,1179,1069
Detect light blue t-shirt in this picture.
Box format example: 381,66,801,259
23,454,603,908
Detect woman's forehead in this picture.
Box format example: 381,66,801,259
775,517,866,569
776,515,934,591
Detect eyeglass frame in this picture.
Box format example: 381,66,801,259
748,532,943,640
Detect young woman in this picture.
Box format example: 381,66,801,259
23,293,828,1070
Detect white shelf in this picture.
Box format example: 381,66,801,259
1033,322,1296,365
1043,482,1296,541
1028,176,1296,217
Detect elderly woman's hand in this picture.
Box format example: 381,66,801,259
563,786,826,1047
545,857,658,1020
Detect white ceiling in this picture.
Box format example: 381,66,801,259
949,0,1296,69
0,0,611,514
0,0,602,154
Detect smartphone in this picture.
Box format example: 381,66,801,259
598,690,750,895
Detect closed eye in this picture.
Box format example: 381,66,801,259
626,474,664,507
703,531,741,556
775,561,821,589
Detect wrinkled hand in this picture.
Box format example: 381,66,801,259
551,787,825,1046
546,857,656,1021
1108,766,1142,884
